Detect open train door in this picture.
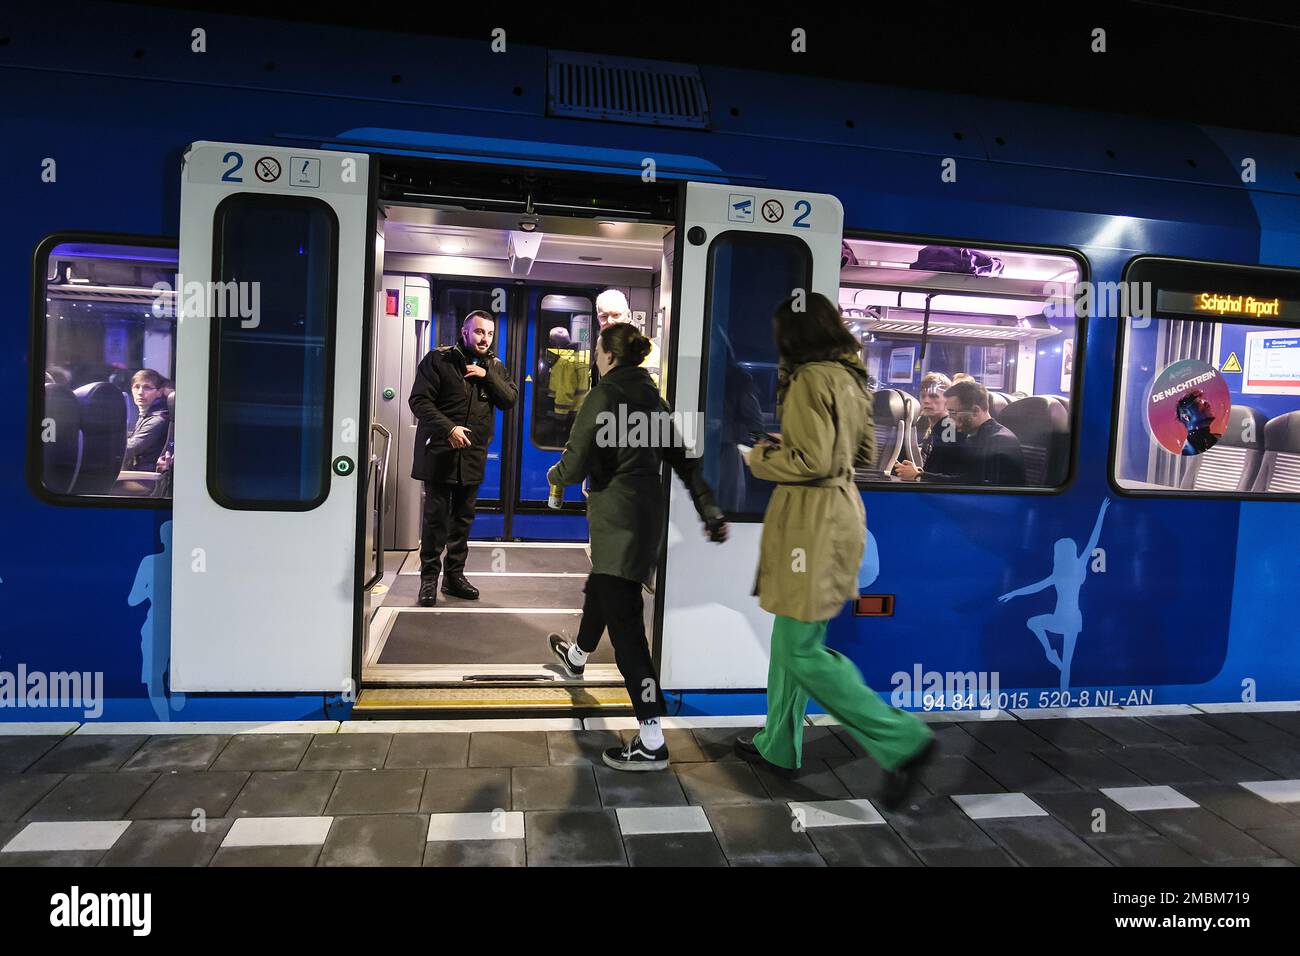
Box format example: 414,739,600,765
659,182,844,691
171,142,371,692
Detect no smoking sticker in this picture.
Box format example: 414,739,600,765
255,156,282,183
761,199,785,223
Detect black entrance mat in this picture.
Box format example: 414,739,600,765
385,573,588,609
378,610,618,665
462,546,592,574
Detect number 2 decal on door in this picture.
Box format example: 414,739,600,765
792,199,812,228
221,151,244,183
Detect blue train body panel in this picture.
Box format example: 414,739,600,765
2,3,1298,722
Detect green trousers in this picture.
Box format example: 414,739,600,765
753,616,933,772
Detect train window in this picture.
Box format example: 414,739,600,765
209,195,338,509
31,236,178,504
435,285,504,354
532,292,594,450
701,232,813,518
1113,257,1300,499
841,237,1084,492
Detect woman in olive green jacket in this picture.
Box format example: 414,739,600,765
546,322,728,771
736,293,935,809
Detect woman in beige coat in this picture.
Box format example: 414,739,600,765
735,293,935,809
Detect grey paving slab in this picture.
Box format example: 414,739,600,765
915,755,1006,797
1034,749,1149,789
28,735,147,773
924,724,995,758
210,845,322,867
299,734,392,770
808,826,924,866
673,761,770,805
525,809,626,866
1244,826,1300,864
1021,718,1116,751
879,795,999,852
690,725,762,762
1254,712,1300,739
424,839,526,867
1199,713,1299,744
127,771,249,819
1139,716,1247,747
593,765,688,809
547,731,622,766
797,726,856,761
325,770,426,815
0,821,21,851
420,768,512,813
0,736,62,772
384,733,471,769
1082,717,1179,748
468,732,550,768
227,771,339,817
957,721,1059,753
914,845,1018,866
968,750,1078,792
210,734,313,772
511,766,600,811
120,735,229,771
0,773,64,821
1102,746,1215,785
706,803,824,866
1175,782,1300,831
0,850,107,867
318,814,427,867
1172,744,1280,782
978,816,1111,867
1230,744,1300,778
619,729,707,763
825,755,889,799
1027,789,1158,840
1140,808,1282,864
23,772,157,821
100,818,233,867
751,758,852,802
623,832,729,867
1085,834,1202,866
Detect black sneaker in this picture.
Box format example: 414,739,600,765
603,735,669,772
548,633,584,679
418,578,438,607
734,734,797,778
881,736,937,811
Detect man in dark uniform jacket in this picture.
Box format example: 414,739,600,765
894,380,1025,486
409,311,518,606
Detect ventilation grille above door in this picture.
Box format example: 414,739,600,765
547,51,711,130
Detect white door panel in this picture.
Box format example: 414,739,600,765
171,142,370,692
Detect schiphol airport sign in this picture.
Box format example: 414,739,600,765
1158,289,1300,321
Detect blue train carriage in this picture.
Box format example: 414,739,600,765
3,4,1300,724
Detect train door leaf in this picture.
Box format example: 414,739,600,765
170,142,371,692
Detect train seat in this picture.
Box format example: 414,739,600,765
998,395,1069,486
899,390,923,466
870,388,908,475
1180,405,1267,492
70,381,128,494
986,391,1010,420
1250,411,1300,493
42,382,83,494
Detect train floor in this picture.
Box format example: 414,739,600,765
1,710,1299,866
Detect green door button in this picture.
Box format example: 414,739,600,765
383,387,395,400
332,456,355,476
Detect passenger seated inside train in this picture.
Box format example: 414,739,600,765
893,381,1026,486
916,371,961,470
123,368,172,471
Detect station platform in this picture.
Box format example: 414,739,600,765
1,707,1298,867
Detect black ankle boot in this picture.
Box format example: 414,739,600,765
418,578,438,607
441,573,479,600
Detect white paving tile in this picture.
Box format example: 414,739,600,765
1012,704,1199,720
1194,701,1300,714
788,799,885,828
2,821,131,853
951,792,1049,820
808,710,1012,726
616,806,712,836
1239,780,1300,804
427,811,524,842
342,718,581,733
75,721,340,735
1100,785,1199,812
221,817,334,848
585,715,766,731
0,722,79,736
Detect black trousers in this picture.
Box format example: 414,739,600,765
420,481,479,580
575,573,665,723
